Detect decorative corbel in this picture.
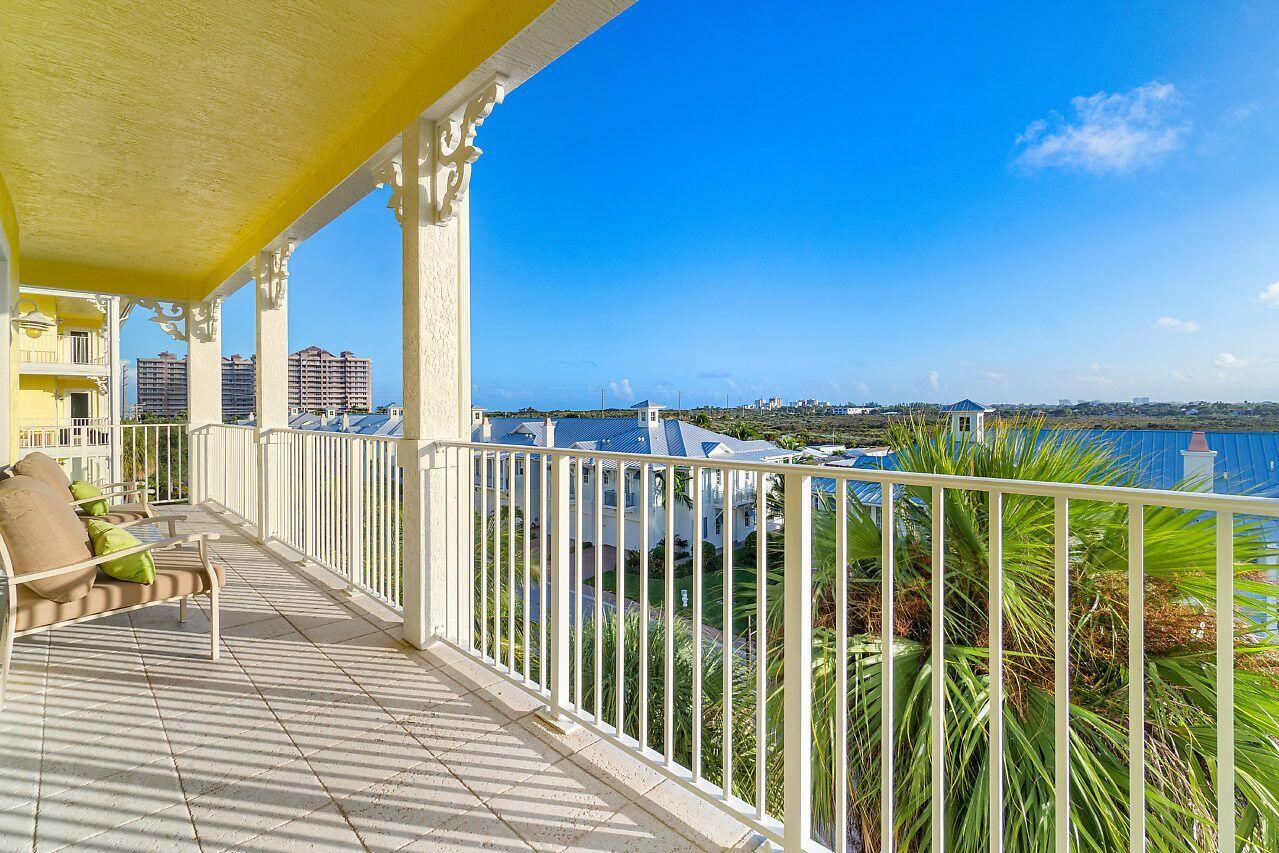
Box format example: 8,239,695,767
189,298,222,344
375,158,404,224
91,376,109,395
257,241,295,310
433,75,506,224
135,299,189,342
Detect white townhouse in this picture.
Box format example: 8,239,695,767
266,400,795,559
470,401,794,558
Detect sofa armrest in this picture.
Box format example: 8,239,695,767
11,532,221,586
114,514,187,531
94,480,148,491
69,487,155,508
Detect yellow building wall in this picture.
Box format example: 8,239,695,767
13,290,111,445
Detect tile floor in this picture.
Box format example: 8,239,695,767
0,507,761,852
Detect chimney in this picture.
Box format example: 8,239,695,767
1180,431,1217,492
481,417,492,441
543,417,555,448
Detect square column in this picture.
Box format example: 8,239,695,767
255,245,292,542
400,117,469,649
398,76,502,648
106,297,123,483
187,298,222,504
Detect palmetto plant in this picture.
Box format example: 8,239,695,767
471,417,1279,851
758,416,1279,851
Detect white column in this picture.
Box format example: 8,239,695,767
187,298,222,504
255,246,292,542
0,245,12,464
399,76,503,648
107,297,123,483
401,117,466,648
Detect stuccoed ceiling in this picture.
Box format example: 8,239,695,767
0,0,558,300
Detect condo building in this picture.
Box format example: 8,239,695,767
288,346,372,412
136,347,371,417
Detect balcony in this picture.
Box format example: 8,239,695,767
17,332,109,376
2,505,755,851
174,425,1279,851
17,418,112,455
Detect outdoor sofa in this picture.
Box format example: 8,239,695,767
0,474,224,706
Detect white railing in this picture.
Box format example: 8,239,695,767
119,422,189,504
15,421,189,504
196,424,259,527
17,332,107,367
18,418,111,450
424,439,1279,853
267,429,402,608
710,477,757,505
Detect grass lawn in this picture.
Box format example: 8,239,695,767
597,546,758,634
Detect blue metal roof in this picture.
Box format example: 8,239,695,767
1073,429,1279,499
813,429,1279,507
475,416,794,463
245,412,794,464
942,399,992,413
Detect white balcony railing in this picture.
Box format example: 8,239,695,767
15,421,188,505
18,417,111,451
17,332,108,368
179,428,1279,851
710,478,757,505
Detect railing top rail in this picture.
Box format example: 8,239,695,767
201,423,256,431
268,426,399,443
437,438,1279,517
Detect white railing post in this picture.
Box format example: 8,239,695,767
347,439,365,586
538,452,575,732
783,471,812,851
257,432,274,544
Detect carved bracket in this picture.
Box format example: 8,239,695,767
91,376,109,395
135,299,189,342
375,158,404,224
189,298,222,344
434,76,505,224
258,241,295,310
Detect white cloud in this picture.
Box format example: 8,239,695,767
1214,353,1252,370
979,370,1007,382
608,378,634,399
926,370,939,391
1068,363,1114,386
1258,282,1279,307
1013,81,1187,174
1154,316,1199,333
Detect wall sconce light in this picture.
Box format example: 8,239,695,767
12,298,55,335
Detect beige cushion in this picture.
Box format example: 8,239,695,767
13,452,73,496
89,505,154,525
0,476,97,603
14,548,225,633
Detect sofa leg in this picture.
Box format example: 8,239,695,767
179,597,188,623
208,589,219,661
0,617,14,710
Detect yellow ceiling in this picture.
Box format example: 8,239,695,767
0,0,556,300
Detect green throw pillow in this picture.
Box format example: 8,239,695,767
70,480,110,516
85,519,156,584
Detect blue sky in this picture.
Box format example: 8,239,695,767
123,1,1279,409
